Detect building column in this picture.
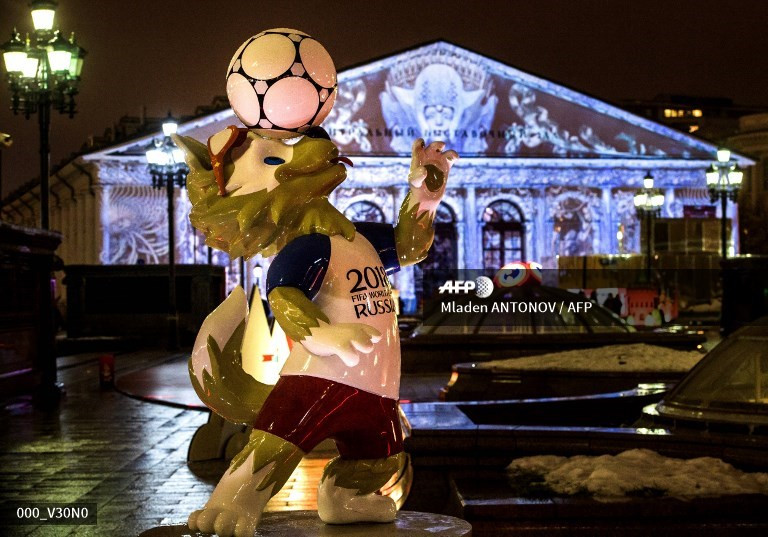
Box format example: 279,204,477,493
664,188,676,218
464,185,479,268
83,190,96,263
177,188,193,264
173,187,185,267
99,186,111,264
535,194,547,264
92,187,104,265
601,188,613,254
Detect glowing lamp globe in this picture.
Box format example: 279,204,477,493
226,28,337,139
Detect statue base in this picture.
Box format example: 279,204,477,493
138,510,471,536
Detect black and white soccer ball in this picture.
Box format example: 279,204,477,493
225,28,338,139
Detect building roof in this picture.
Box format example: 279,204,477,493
89,41,753,167
3,40,755,206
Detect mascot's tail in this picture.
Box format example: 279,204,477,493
189,286,273,425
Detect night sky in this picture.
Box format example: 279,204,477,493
1,0,767,197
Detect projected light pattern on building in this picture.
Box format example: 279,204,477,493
47,41,750,302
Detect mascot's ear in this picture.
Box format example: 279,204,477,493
171,134,212,173
206,126,249,196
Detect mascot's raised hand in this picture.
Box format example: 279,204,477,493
407,138,459,215
394,139,459,267
175,27,459,537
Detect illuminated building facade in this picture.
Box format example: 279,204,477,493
1,42,754,308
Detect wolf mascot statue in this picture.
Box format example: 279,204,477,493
173,30,457,537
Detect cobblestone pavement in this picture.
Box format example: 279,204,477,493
0,351,449,536
0,352,212,536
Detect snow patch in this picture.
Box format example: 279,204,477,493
483,343,702,373
507,449,768,498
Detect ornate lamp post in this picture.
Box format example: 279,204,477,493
706,148,742,259
145,117,187,349
1,0,86,230
634,172,665,281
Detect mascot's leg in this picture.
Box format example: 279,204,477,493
188,429,304,537
318,452,406,524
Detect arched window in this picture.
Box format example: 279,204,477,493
343,201,385,223
422,202,458,271
482,200,525,268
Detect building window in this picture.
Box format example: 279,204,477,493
425,203,458,271
482,200,525,268
343,201,385,223
417,202,459,300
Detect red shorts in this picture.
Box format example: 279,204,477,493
252,375,403,460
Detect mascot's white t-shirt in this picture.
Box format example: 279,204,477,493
266,223,401,399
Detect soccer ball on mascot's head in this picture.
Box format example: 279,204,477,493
226,28,337,139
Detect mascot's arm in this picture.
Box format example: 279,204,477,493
395,138,458,267
268,286,329,341
268,286,382,367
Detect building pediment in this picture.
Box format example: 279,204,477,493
88,41,746,165
325,41,722,160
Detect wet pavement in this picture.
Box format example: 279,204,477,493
0,351,449,536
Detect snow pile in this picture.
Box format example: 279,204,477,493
507,449,768,498
482,343,702,373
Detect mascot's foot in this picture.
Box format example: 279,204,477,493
187,462,275,537
317,476,397,524
188,507,259,537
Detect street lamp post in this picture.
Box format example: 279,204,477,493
1,1,86,230
145,118,187,350
634,172,665,282
706,149,742,259
1,2,85,408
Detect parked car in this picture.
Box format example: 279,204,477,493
641,318,768,430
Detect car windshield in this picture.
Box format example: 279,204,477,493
669,335,768,410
